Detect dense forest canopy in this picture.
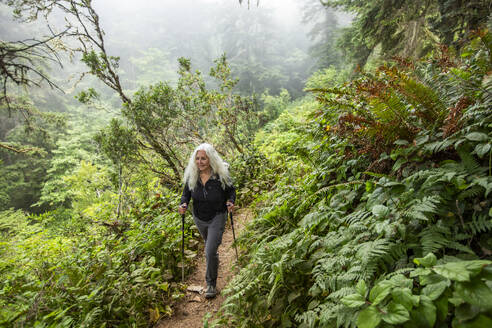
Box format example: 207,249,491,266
1,0,491,327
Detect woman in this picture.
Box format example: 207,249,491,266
178,143,235,299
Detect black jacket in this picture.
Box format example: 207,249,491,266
180,175,236,221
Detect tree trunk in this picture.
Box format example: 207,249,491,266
117,162,122,219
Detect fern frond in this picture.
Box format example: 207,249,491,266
447,240,474,254
466,214,492,235
294,310,319,328
423,139,453,153
299,210,331,230
418,224,452,254
316,181,364,195
388,242,409,262
327,287,357,301
356,239,392,277
349,222,371,234
458,184,485,200
403,195,441,221
343,210,371,225
457,146,483,175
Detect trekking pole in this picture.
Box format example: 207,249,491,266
229,211,239,262
181,213,185,282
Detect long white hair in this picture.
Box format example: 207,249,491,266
183,143,232,190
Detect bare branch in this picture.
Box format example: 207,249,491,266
0,142,35,153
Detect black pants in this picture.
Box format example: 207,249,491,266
193,212,227,287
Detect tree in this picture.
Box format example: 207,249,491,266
213,2,311,97
0,32,65,111
5,0,262,189
429,0,492,47
321,0,492,68
33,107,110,210
94,118,138,218
0,111,65,212
302,0,343,70
0,6,67,153
122,56,258,188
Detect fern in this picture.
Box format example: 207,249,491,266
458,184,485,200
403,195,441,221
342,210,371,225
355,239,392,278
466,214,492,234
326,286,358,301
457,146,484,175
416,222,475,255
423,139,454,154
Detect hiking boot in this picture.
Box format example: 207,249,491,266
205,285,217,299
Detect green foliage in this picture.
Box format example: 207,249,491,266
323,0,492,68
305,66,350,90
123,55,260,187
0,109,66,212
342,257,492,327
213,28,492,328
214,3,312,97
302,0,343,70
0,190,199,327
127,48,177,89
34,107,111,210
75,88,99,104
258,89,291,126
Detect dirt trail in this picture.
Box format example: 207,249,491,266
156,208,251,328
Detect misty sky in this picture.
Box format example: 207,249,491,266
1,0,350,100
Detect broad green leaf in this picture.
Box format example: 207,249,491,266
417,295,436,327
342,293,366,308
288,291,300,303
435,295,449,321
382,302,410,324
159,282,169,292
391,288,418,310
415,134,429,145
454,279,492,309
308,300,319,310
372,205,389,218
388,274,413,289
394,139,409,145
357,306,381,328
419,273,449,286
465,132,488,142
433,261,491,282
410,267,432,278
392,158,407,171
455,303,481,322
422,281,449,300
475,143,491,158
475,176,492,198
356,280,367,297
414,253,437,268
369,282,392,305
452,314,492,328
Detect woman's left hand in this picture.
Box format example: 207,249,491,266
226,201,235,213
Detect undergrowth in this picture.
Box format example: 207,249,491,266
0,191,199,327
212,29,492,328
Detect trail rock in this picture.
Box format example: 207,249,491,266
189,295,202,303
187,285,204,294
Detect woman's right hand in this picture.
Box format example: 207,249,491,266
178,203,187,215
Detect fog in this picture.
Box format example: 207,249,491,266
1,0,348,103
